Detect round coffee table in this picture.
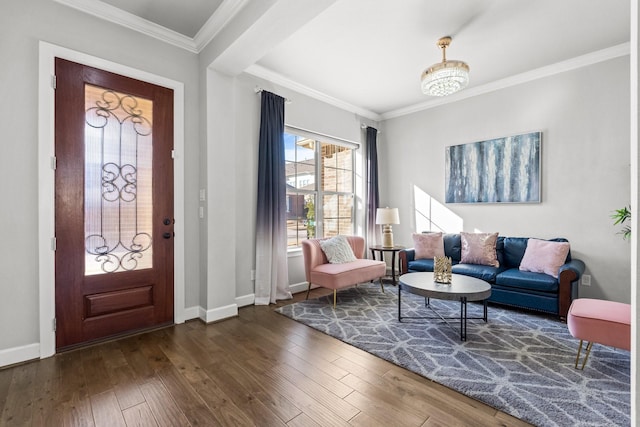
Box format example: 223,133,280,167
398,272,492,341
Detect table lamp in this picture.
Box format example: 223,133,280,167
376,207,400,248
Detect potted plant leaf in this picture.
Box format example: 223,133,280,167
611,206,631,240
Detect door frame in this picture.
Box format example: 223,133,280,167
38,41,186,358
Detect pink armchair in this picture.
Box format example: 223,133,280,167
301,236,386,307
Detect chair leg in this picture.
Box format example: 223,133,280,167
333,290,337,308
306,282,312,300
574,340,583,369
379,278,385,293
574,340,594,370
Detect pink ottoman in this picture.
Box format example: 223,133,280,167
567,298,631,370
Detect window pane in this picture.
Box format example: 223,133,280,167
286,192,315,247
84,84,153,275
285,134,316,190
322,194,353,237
337,168,353,193
322,143,352,192
284,133,354,248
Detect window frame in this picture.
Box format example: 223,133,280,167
285,126,357,250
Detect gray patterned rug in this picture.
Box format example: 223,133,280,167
275,283,630,427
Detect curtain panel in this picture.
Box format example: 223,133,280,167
366,126,380,248
255,91,291,305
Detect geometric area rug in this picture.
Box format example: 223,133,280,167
275,283,630,427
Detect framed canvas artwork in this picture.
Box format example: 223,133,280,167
445,131,541,203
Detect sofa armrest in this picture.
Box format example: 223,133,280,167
399,249,416,274
558,259,586,321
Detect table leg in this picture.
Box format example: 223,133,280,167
398,285,402,322
460,297,468,341
483,299,488,322
391,252,396,285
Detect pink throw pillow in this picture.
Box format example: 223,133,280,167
460,232,499,267
413,233,445,259
519,238,570,278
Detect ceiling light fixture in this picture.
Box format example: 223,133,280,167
421,36,470,97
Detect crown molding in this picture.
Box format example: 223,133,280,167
53,0,247,54
193,0,250,52
245,64,383,122
381,42,631,120
54,0,198,52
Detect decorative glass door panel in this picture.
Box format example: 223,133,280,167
84,84,154,275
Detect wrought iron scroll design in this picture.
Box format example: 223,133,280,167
85,89,152,273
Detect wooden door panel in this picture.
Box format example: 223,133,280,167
55,58,174,350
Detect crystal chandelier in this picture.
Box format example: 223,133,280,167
421,36,470,97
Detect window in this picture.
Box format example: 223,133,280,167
285,130,355,248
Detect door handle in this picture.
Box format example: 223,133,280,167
163,218,174,226
163,232,172,239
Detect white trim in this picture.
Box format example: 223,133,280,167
52,0,247,54
285,124,359,149
289,281,311,295
199,304,238,323
236,293,255,308
193,0,251,52
38,41,186,361
245,64,383,122
52,0,197,53
382,42,631,120
0,344,40,368
183,306,200,321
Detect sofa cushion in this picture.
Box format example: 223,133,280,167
503,237,572,268
319,235,357,264
503,237,529,268
495,268,558,293
460,232,499,267
519,238,570,278
451,263,500,282
310,259,386,290
443,233,462,262
407,258,435,272
413,233,445,259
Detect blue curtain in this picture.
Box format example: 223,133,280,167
255,91,291,305
366,126,380,247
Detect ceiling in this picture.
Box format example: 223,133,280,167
61,0,631,120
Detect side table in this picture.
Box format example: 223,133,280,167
369,245,405,285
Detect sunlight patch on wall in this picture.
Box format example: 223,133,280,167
414,185,463,232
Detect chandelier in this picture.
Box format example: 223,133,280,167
421,36,470,97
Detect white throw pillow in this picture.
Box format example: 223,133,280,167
319,236,357,264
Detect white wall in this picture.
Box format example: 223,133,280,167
380,56,631,303
0,0,201,357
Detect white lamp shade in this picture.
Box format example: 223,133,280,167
376,207,400,225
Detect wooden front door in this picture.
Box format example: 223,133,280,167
54,58,174,350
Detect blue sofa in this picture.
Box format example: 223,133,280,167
398,234,586,320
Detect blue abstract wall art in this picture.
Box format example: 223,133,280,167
445,132,541,203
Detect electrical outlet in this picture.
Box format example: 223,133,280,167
581,274,591,286
251,269,256,281
199,189,206,202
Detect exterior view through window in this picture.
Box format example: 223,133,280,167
285,131,355,248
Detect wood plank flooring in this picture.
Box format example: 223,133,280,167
0,289,532,426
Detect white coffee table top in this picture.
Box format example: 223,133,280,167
399,272,491,302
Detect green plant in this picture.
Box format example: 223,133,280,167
611,206,631,240
305,196,316,239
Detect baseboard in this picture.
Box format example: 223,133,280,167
236,293,254,307
0,343,40,368
183,306,200,321
289,281,311,295
199,304,238,323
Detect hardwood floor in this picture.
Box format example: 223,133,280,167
0,289,532,426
